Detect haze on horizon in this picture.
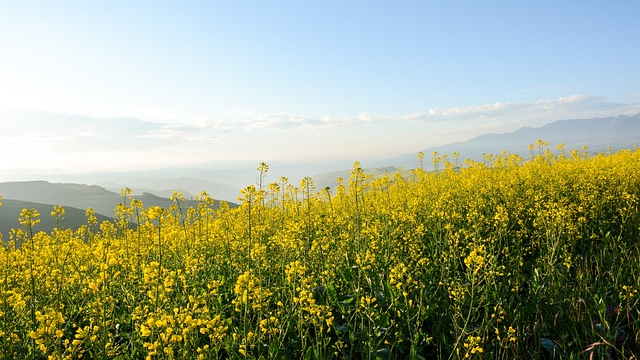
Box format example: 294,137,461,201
1,1,639,176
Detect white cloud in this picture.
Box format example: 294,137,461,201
231,111,356,131
404,95,640,126
1,95,638,173
246,113,307,130
357,112,373,123
131,108,182,123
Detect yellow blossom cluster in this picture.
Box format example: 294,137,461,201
0,143,638,358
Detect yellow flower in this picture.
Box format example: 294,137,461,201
507,326,517,343
19,208,41,227
147,206,165,221
140,325,152,337
463,335,483,358
51,205,65,219
464,246,486,275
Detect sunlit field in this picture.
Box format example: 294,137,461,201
1,142,639,359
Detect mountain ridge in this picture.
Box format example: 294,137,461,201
0,198,113,244
0,181,236,219
380,113,640,169
1,113,638,205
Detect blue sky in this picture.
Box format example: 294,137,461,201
1,1,639,174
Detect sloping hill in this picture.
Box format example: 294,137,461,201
0,181,236,218
0,181,120,216
0,199,113,242
96,174,243,201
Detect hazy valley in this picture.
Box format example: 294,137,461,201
1,113,638,239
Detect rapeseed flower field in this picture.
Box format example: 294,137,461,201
1,142,639,359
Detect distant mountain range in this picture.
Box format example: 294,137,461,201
1,113,638,236
382,113,640,169
0,181,236,240
0,181,235,216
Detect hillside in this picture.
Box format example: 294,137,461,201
0,181,237,218
0,199,113,242
0,181,121,217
